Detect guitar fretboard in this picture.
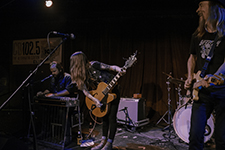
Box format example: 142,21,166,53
102,71,124,95
101,51,137,96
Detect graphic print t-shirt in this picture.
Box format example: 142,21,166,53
190,32,225,74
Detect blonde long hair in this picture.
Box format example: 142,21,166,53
194,1,225,38
70,51,90,90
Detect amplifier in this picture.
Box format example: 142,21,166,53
117,98,149,127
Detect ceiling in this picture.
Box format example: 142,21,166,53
0,0,197,23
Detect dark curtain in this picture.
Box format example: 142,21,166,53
62,16,197,123
1,14,198,127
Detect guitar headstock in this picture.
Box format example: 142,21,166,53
124,50,138,69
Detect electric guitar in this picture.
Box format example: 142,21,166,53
85,51,137,118
192,70,225,101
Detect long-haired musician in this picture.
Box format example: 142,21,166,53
69,51,125,150
184,1,225,149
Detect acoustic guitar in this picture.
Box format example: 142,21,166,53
85,51,137,118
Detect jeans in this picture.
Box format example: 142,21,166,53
189,87,225,150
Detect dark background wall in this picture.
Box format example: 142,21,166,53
0,0,199,136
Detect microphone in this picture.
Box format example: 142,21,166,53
52,31,75,39
41,75,53,82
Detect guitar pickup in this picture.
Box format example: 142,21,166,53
209,74,225,85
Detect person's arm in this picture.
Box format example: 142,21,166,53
192,59,225,89
45,89,70,97
64,73,72,87
204,59,225,86
82,84,102,107
184,54,197,89
36,89,50,97
54,89,70,96
99,62,126,74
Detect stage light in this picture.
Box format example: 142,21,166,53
45,0,53,7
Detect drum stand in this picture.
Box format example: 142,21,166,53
156,79,172,131
176,84,183,111
152,79,177,149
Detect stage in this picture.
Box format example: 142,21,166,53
26,122,215,150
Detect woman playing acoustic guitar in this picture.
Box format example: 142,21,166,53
69,51,126,150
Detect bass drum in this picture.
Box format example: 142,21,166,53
173,104,214,143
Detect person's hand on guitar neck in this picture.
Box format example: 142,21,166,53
193,73,225,90
119,67,126,76
193,79,210,89
110,66,126,75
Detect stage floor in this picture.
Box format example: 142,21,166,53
27,122,216,150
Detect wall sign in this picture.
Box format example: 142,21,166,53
13,37,62,65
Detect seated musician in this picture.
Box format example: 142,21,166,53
36,61,71,97
35,61,73,145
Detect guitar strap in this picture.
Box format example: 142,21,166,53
200,33,219,78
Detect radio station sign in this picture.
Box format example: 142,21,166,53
13,37,62,65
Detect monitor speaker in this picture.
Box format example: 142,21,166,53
117,98,145,123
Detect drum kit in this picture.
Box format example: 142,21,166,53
156,72,214,144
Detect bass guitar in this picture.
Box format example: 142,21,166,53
192,70,225,101
85,51,137,117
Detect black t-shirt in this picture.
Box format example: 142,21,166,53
190,32,225,74
89,61,114,84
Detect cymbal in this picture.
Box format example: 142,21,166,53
162,72,173,78
168,78,185,85
162,72,184,85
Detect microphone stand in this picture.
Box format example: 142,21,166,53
0,36,68,150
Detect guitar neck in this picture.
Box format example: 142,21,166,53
101,51,137,96
102,67,126,95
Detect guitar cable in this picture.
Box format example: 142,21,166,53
86,110,103,139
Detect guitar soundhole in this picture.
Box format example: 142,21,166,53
91,104,96,111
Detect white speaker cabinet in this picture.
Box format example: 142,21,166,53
117,98,149,127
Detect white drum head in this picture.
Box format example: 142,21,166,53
173,104,214,143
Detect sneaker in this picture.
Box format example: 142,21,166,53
101,141,112,150
91,139,107,150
